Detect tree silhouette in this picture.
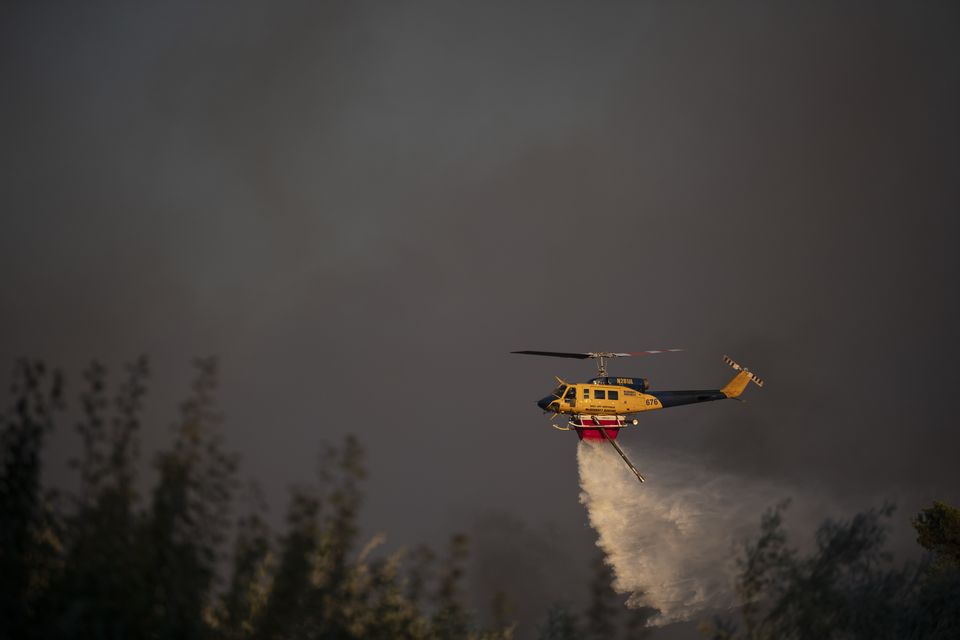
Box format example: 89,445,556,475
584,550,620,640
41,358,151,638
537,603,579,640
144,357,237,638
913,501,960,571
0,360,64,638
707,501,960,640
218,511,271,639
621,602,656,639
432,533,471,639
406,544,436,607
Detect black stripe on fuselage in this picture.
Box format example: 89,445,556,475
648,390,727,408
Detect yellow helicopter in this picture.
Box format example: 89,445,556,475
511,350,764,482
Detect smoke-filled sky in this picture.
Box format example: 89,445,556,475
2,1,959,635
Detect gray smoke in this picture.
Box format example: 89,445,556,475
577,440,829,625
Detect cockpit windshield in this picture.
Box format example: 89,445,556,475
564,386,577,400
551,385,566,398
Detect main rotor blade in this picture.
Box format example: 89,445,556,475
511,349,683,359
625,349,685,356
511,350,591,359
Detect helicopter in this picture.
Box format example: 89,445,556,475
511,350,764,482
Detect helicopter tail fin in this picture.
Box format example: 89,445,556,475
720,355,764,398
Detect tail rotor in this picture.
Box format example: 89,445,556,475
722,355,764,388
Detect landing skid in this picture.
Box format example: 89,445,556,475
567,415,638,430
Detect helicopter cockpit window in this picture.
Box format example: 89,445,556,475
551,385,566,398
564,386,576,400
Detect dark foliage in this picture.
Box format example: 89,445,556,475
0,359,518,640
5,358,954,640
706,500,960,640
537,550,655,640
584,552,620,640
913,501,960,571
537,603,579,640
0,360,63,638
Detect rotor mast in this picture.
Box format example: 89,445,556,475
590,352,616,377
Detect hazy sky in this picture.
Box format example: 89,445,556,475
2,1,959,635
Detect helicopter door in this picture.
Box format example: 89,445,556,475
564,385,577,408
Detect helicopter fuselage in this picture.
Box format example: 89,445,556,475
538,378,664,416
537,373,737,417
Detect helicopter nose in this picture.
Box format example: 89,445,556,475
537,396,554,411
